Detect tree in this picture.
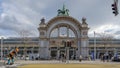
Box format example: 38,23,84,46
97,32,114,54
17,29,33,60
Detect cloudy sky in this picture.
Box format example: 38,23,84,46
0,0,120,39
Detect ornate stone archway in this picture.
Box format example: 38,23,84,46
38,6,89,59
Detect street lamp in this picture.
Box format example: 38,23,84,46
1,37,3,61
94,31,96,60
4,48,8,57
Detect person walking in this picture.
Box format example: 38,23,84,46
61,53,65,62
79,55,82,62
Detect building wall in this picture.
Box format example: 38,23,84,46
0,39,120,60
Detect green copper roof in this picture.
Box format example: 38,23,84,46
57,4,69,16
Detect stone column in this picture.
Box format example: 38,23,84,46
49,48,51,59
76,48,78,59
81,40,89,59
39,40,49,59
58,27,60,37
57,49,60,60
77,40,81,59
66,47,69,62
67,26,69,37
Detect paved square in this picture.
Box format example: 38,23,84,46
18,64,120,68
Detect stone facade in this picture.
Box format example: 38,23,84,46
38,16,89,59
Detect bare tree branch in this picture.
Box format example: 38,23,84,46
96,32,114,53
17,29,33,60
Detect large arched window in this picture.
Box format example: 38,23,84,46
59,27,67,37
50,27,75,38
50,28,58,37
69,29,75,37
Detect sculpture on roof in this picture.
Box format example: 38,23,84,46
57,4,69,16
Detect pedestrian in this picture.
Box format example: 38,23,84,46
32,56,34,60
61,53,64,62
64,53,66,62
88,55,91,61
79,55,82,62
100,55,103,61
103,54,106,62
106,54,109,62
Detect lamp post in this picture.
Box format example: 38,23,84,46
1,37,3,61
94,31,96,60
4,48,8,57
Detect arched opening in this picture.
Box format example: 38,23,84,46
49,25,78,60
50,27,76,38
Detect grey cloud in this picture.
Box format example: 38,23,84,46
114,31,120,35
66,0,116,27
0,15,21,31
0,14,38,37
0,0,43,36
104,29,114,33
0,0,120,38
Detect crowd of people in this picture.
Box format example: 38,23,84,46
100,53,113,62
8,52,118,62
